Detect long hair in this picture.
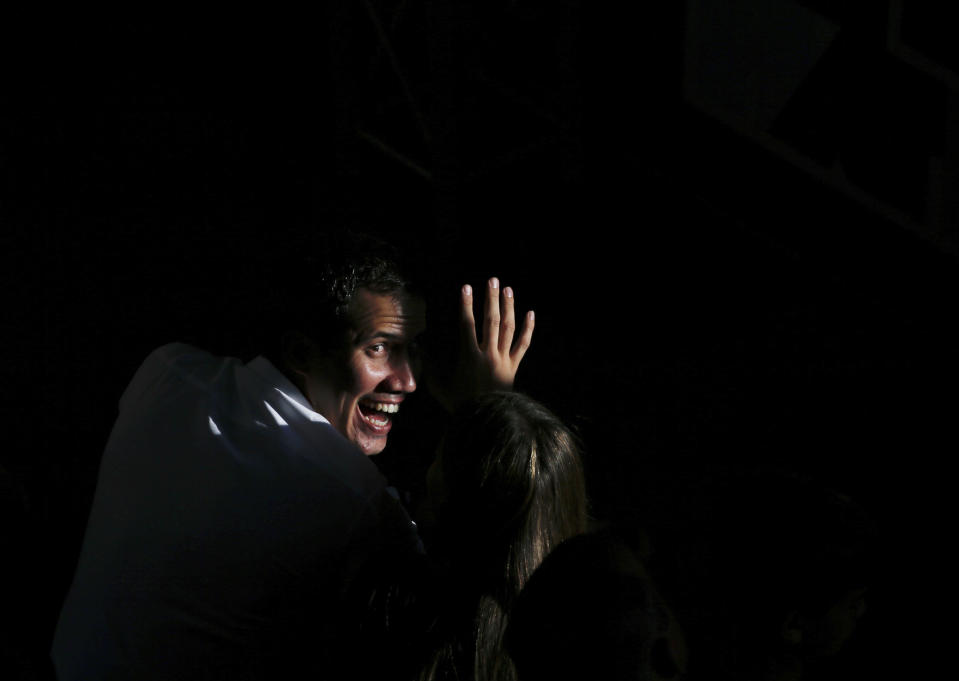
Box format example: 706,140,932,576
424,391,588,681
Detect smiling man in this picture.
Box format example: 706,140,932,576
277,233,532,457
289,287,426,456
51,232,534,681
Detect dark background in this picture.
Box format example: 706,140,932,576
2,3,955,679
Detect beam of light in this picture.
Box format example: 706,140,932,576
264,401,289,426
274,388,329,424
208,416,222,436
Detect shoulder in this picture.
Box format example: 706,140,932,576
119,343,236,411
142,342,226,374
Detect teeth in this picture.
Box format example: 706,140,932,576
361,401,400,415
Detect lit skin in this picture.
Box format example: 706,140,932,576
431,277,536,413
462,277,536,392
422,277,536,528
298,278,534,456
298,289,426,456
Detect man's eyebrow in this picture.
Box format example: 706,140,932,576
355,330,407,343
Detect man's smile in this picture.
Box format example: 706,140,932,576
357,398,403,431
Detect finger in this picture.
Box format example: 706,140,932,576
483,277,501,352
510,310,535,365
498,286,517,355
460,284,479,350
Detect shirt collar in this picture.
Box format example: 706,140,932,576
245,355,328,423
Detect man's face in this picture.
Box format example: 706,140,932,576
302,288,426,456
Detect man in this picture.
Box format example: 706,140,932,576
51,233,534,680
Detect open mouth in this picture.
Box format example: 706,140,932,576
358,399,400,430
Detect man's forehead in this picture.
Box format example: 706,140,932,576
348,288,427,335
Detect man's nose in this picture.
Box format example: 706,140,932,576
388,354,417,393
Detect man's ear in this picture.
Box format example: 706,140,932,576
281,330,315,375
781,610,804,647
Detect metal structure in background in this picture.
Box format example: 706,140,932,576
330,0,959,259
683,0,959,256
328,0,583,241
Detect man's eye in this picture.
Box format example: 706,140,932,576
368,343,387,355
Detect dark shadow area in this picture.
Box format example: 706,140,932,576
3,4,956,679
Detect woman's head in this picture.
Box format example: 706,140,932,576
506,530,689,681
428,391,588,590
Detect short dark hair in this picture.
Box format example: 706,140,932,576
298,231,419,350
240,230,421,364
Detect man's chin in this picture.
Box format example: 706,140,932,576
351,429,389,456
350,413,393,455
359,439,388,456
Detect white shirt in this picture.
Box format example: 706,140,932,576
52,343,418,680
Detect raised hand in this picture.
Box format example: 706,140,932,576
425,276,535,412
458,277,535,393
